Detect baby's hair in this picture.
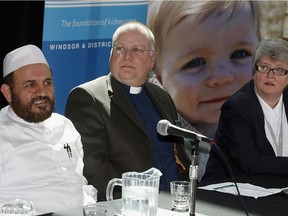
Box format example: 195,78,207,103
148,1,261,64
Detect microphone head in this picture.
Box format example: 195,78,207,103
157,119,171,136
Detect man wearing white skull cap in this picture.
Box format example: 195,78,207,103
0,44,97,215
3,44,49,78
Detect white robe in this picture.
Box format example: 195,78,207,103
0,106,96,215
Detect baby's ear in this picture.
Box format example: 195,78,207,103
1,84,12,103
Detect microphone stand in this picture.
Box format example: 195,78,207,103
189,139,199,216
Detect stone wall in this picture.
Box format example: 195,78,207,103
260,1,287,39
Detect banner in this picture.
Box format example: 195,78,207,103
42,0,148,114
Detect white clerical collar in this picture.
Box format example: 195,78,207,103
129,86,142,94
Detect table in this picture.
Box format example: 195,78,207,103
48,174,288,216
195,174,288,216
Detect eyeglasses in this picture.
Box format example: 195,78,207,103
113,45,154,56
255,65,288,76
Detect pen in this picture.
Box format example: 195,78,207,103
64,143,72,158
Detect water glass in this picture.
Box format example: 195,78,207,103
83,203,108,216
0,199,35,216
170,181,191,212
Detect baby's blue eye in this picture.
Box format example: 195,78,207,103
182,57,206,69
231,49,251,59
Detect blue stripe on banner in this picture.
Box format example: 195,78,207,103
42,39,113,82
42,39,113,113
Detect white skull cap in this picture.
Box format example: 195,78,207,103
3,44,49,78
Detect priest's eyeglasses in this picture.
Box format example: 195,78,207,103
255,65,288,76
113,45,154,56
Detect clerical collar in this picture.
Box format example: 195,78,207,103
129,86,142,94
119,81,143,95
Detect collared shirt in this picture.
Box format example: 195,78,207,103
0,106,93,215
256,93,288,156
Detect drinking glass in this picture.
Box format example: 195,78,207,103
170,181,191,212
0,199,35,216
83,203,108,216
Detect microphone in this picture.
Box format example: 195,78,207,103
157,119,212,143
157,120,249,215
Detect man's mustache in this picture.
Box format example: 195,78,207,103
31,96,52,104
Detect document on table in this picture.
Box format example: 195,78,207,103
199,182,283,199
157,207,207,216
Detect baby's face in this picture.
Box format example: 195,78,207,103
157,9,259,126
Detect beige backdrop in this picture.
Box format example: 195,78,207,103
261,1,287,39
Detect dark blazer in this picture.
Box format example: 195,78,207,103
202,80,288,183
65,73,190,200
